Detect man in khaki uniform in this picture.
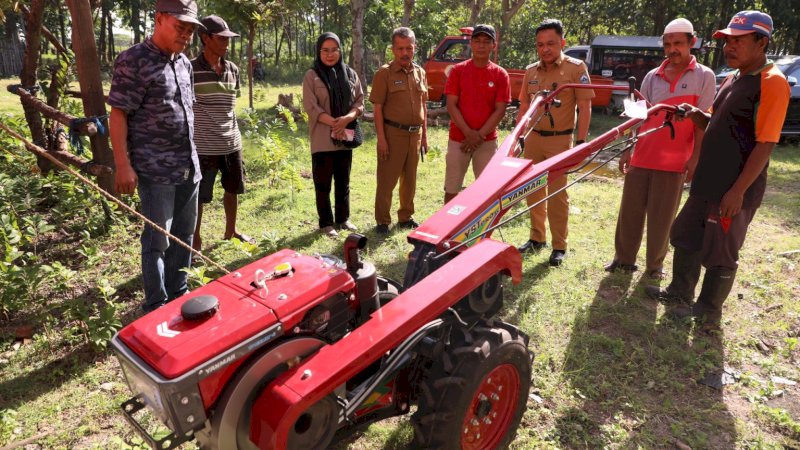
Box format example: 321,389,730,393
518,19,594,266
370,27,428,234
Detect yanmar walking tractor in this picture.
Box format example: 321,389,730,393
112,81,684,449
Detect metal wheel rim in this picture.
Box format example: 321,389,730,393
461,363,521,450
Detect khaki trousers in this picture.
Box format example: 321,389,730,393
523,133,572,250
375,126,421,225
613,167,685,271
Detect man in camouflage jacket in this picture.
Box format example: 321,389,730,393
108,0,203,312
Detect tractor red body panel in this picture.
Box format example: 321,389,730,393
249,239,523,449
117,249,355,380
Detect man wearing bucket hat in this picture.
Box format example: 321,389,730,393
605,18,715,280
647,10,790,332
191,16,254,251
108,0,203,312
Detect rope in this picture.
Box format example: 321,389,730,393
67,114,108,155
0,122,231,275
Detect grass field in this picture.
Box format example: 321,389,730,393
0,80,798,449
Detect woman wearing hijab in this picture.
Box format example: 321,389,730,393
302,32,364,237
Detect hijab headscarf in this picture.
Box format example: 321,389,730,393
313,32,355,118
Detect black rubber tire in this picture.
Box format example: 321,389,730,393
411,321,532,450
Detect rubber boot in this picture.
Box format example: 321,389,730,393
692,267,736,331
645,247,702,304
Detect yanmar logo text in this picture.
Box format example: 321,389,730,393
202,354,237,375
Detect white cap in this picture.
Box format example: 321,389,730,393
664,18,694,35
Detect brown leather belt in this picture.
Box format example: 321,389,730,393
385,119,422,133
532,128,574,137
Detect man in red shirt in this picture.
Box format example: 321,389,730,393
443,24,511,204
605,18,715,279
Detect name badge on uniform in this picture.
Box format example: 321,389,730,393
393,80,404,85
529,79,539,85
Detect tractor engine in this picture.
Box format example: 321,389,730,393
111,240,379,449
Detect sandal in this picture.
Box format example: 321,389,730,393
225,233,256,244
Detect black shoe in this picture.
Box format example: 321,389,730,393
518,239,546,254
549,249,566,266
397,219,419,229
375,224,390,235
604,260,638,273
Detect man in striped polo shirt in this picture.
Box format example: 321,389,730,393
605,18,715,279
191,15,253,250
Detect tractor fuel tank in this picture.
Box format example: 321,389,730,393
115,249,356,380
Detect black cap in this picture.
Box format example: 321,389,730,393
472,24,496,41
156,0,203,27
201,15,240,37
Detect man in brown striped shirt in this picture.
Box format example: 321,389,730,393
191,15,252,250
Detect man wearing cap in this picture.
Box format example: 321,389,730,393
191,15,252,250
517,19,594,267
647,10,790,332
605,18,715,280
443,24,510,205
370,27,428,235
108,0,203,312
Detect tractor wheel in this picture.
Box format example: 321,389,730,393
411,321,532,450
196,337,327,450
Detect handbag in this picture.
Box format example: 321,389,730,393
337,119,363,149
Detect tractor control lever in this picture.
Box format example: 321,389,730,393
628,77,636,101
550,83,562,107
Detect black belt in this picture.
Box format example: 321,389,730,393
385,119,422,133
532,128,574,137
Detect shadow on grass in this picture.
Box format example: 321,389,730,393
0,343,95,412
553,273,737,448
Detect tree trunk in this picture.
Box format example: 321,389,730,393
499,0,526,61
274,25,285,66
130,0,142,44
20,0,49,173
469,0,484,25
248,21,255,109
107,5,115,61
58,6,67,48
350,0,368,90
793,26,800,55
65,0,115,194
402,0,415,27
98,3,107,63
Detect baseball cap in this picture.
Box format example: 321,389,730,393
713,10,773,39
201,15,240,37
156,0,203,27
663,18,694,35
472,24,496,41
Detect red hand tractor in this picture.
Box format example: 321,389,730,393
112,80,683,449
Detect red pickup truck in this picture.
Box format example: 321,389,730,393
424,28,612,108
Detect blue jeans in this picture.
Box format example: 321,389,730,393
137,177,199,311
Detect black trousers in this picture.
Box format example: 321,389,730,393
312,149,352,228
